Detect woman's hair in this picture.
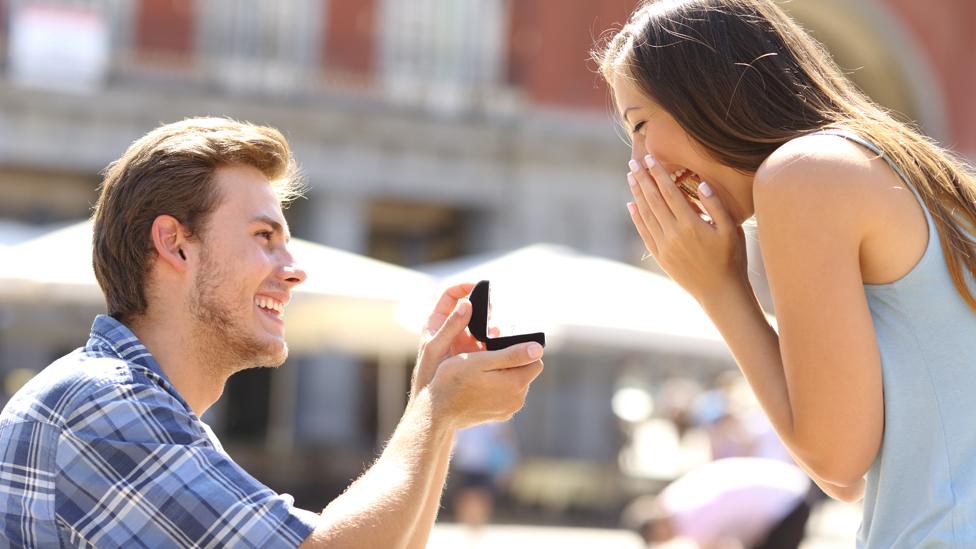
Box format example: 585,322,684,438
592,0,976,310
92,117,304,323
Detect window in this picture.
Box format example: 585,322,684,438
367,200,471,267
378,0,508,110
5,0,133,91
196,0,323,94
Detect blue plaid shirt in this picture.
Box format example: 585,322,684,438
0,315,316,548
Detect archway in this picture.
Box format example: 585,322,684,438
783,0,947,140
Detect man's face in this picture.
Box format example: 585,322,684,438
186,164,306,371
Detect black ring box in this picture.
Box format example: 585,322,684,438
467,280,546,351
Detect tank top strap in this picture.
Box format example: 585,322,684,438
806,129,935,229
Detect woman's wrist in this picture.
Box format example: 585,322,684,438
697,273,758,315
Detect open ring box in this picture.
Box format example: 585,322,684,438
467,280,546,351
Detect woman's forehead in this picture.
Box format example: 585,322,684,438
612,76,657,117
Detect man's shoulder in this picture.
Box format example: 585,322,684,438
0,348,179,431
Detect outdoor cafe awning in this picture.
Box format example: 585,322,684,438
407,244,742,360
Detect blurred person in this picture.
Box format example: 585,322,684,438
622,458,812,549
594,0,976,546
451,420,519,532
692,386,748,460
0,117,544,548
656,376,702,437
693,377,790,463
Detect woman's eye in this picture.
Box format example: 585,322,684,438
632,121,646,134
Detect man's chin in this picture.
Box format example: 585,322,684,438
260,342,289,368
235,339,289,371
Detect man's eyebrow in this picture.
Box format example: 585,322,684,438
250,215,291,242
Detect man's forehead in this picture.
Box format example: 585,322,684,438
208,171,290,236
213,166,284,211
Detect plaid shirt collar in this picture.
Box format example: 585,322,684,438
85,314,191,412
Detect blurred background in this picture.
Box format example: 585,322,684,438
1,1,973,547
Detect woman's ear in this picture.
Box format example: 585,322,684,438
150,215,189,272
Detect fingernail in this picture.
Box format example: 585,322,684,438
626,202,636,215
644,154,656,168
628,159,640,172
457,299,470,315
627,173,637,187
527,343,544,359
698,181,713,198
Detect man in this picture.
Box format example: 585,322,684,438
622,458,813,549
0,117,544,548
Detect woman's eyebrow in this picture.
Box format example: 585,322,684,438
621,105,643,123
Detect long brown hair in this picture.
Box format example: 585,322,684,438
593,0,976,309
92,117,304,323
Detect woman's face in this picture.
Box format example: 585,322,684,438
612,75,755,224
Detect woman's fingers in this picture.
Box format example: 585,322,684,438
696,181,735,230
643,155,700,226
627,172,661,256
627,201,658,257
629,159,674,227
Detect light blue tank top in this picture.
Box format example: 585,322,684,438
814,130,976,547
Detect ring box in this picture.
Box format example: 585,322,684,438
467,280,546,351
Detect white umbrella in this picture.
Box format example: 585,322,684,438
0,218,52,246
0,220,431,355
409,244,742,359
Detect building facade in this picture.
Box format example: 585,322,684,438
1,0,974,512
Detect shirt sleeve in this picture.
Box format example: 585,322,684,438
54,379,316,548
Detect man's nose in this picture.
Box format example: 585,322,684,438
278,255,307,287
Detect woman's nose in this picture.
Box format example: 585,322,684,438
630,139,646,163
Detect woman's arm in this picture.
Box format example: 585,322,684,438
626,143,885,489
743,146,884,486
700,281,865,501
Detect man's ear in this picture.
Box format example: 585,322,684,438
150,215,190,272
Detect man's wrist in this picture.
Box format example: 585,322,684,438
404,387,455,443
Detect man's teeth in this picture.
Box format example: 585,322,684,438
669,168,689,182
255,297,284,314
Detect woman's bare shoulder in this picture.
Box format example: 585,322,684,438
753,134,885,230
755,132,928,284
756,134,882,193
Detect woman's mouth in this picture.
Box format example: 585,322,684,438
669,167,702,200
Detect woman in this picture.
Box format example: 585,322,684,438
592,1,976,546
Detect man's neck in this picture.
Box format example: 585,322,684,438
127,313,229,417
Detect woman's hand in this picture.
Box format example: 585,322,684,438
626,154,749,301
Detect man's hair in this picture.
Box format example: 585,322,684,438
92,117,304,323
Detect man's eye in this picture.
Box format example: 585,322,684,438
257,231,273,241
632,121,646,134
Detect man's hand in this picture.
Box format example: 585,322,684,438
299,282,542,549
410,283,479,398
410,282,544,430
